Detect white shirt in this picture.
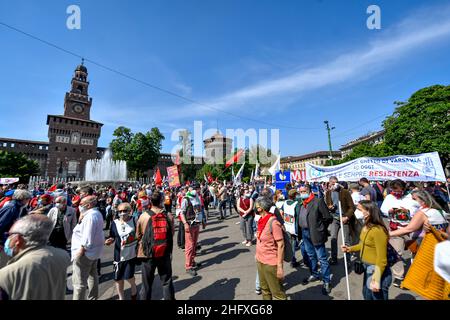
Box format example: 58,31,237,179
351,192,365,205
380,193,420,218
434,240,450,283
71,208,104,261
422,207,448,225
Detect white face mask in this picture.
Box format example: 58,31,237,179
79,205,88,214
190,190,197,196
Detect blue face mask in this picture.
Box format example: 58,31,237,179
300,193,310,200
4,237,14,257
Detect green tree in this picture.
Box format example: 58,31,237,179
109,126,165,179
329,85,450,168
0,151,40,182
382,85,450,168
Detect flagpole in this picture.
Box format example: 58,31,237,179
338,200,351,300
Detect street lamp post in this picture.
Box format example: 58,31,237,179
324,120,335,165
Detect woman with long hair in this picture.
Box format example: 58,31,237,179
342,200,392,300
390,190,449,247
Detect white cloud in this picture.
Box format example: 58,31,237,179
169,4,450,120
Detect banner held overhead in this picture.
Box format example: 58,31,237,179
306,152,446,182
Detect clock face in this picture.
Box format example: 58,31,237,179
73,104,84,113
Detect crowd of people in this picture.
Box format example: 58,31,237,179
0,176,448,300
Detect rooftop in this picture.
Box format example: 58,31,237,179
0,137,49,145
46,115,104,126
340,129,385,149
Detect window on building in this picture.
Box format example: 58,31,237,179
39,146,42,150
11,143,15,148
64,147,68,152
2,142,6,147
55,146,59,151
81,149,84,153
73,148,76,152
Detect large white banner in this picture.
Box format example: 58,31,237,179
0,178,19,184
306,152,446,182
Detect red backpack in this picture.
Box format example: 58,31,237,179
142,210,171,258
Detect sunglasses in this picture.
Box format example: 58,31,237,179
118,210,129,213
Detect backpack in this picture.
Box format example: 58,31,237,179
141,210,171,258
269,217,293,263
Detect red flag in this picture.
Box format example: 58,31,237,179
186,180,191,186
207,172,213,183
155,168,162,186
48,184,57,192
225,149,244,168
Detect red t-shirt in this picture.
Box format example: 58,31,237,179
238,197,253,217
256,217,283,266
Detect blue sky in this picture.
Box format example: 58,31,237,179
1,0,449,158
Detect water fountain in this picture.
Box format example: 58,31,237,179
85,149,127,182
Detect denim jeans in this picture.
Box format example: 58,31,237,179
302,228,331,284
362,264,392,300
299,239,311,269
219,200,228,218
290,234,298,263
240,215,254,242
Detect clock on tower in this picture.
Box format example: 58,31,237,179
46,61,103,180
63,60,92,121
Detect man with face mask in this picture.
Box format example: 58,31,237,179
298,185,334,295
0,214,70,300
71,195,104,300
47,196,77,250
176,187,187,249
180,186,202,276
324,176,355,265
0,190,31,269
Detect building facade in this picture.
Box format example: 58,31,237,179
340,130,385,158
203,132,233,164
46,63,103,179
0,63,182,181
281,151,342,171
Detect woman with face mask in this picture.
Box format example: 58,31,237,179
380,179,421,287
237,188,255,247
104,202,138,300
390,190,449,250
342,200,392,300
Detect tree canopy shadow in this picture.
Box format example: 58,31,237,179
199,236,229,246
199,249,249,269
200,242,239,256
